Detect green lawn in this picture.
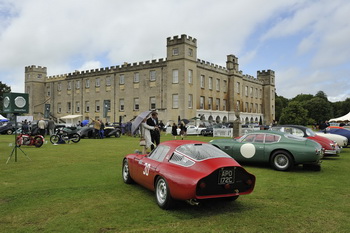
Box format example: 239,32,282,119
0,134,349,233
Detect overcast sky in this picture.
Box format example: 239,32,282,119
0,0,349,102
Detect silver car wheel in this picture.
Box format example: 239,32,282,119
273,153,290,170
156,178,167,205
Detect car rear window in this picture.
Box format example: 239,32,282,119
175,143,231,161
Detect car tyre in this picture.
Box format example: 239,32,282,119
7,129,13,135
270,150,293,171
122,159,134,184
115,131,121,138
155,176,173,210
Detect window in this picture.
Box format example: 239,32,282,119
46,86,50,96
223,80,227,92
188,69,193,84
245,102,248,112
76,80,80,89
250,103,253,112
255,103,258,113
172,69,178,83
216,79,220,91
200,75,205,88
200,96,205,109
76,102,80,112
236,100,240,111
95,78,100,87
120,99,124,111
134,98,139,111
150,97,156,110
57,103,61,113
209,77,213,90
150,70,156,81
85,79,90,88
236,82,240,94
208,97,212,110
134,73,139,83
148,145,171,162
255,88,258,98
67,102,71,112
250,87,253,97
85,101,90,112
67,81,72,90
119,74,125,85
188,48,193,56
216,98,220,110
188,94,193,108
37,74,42,79
245,86,248,96
223,99,227,111
57,82,62,91
95,100,100,112
106,76,111,86
172,94,178,109
173,48,179,55
104,100,111,111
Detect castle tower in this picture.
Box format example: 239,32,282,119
257,70,275,124
24,66,47,119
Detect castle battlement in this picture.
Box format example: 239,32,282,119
242,74,263,84
25,65,47,73
167,34,197,46
197,59,228,73
257,69,275,76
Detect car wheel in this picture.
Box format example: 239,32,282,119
50,135,60,144
34,136,44,147
155,176,173,210
115,131,121,138
270,150,293,171
71,133,81,143
122,159,134,184
7,129,13,135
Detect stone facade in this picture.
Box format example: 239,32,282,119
24,34,275,125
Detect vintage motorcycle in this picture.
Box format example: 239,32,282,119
50,126,81,144
16,133,45,148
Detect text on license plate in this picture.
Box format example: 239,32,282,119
218,168,235,185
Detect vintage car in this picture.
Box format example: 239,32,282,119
122,140,256,209
210,131,324,171
77,124,121,138
324,127,350,146
0,121,14,135
186,125,206,135
315,132,348,148
270,125,341,155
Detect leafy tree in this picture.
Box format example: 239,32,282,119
0,81,11,113
275,94,289,122
279,101,309,125
304,97,333,124
315,91,328,101
291,94,314,103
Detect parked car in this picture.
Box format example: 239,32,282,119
186,125,206,135
122,140,256,209
270,125,341,155
201,124,226,136
315,132,348,148
324,127,350,146
0,122,14,135
77,124,121,138
209,130,324,171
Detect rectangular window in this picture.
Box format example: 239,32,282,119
236,82,240,94
223,80,227,92
76,102,80,112
150,97,156,109
188,94,193,108
236,100,240,111
134,98,139,110
250,87,253,97
57,82,62,91
85,101,90,112
245,86,248,97
85,79,90,88
200,75,205,88
150,70,156,81
216,79,220,91
106,76,111,86
172,69,178,83
255,88,258,98
255,103,258,113
209,77,213,90
200,96,205,109
188,69,193,84
216,98,220,110
245,102,248,112
95,100,100,112
119,74,125,85
173,48,179,55
76,80,80,89
223,100,227,111
134,73,139,83
208,97,212,110
120,99,124,111
57,103,61,113
67,102,71,112
172,94,179,108
67,81,72,90
95,78,100,87
188,48,193,56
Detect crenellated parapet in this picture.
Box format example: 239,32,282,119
167,34,197,46
25,65,47,73
257,69,275,76
242,74,263,84
197,59,228,73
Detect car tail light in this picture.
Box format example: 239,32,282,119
199,182,206,189
245,179,253,185
224,184,231,190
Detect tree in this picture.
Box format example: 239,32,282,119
0,81,11,113
291,94,314,103
304,97,333,124
315,91,328,101
275,94,289,122
279,101,309,125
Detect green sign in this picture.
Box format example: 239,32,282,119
3,93,29,114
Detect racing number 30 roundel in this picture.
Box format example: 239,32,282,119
240,143,256,158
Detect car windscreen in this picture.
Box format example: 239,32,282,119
305,128,316,136
175,143,231,161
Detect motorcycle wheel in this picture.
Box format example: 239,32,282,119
50,135,60,144
71,133,81,143
34,136,44,148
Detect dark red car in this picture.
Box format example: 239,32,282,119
122,140,256,209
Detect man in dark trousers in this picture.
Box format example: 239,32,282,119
146,111,160,150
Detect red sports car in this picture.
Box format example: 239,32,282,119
122,140,255,209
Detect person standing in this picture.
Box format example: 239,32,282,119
171,122,178,139
47,118,55,135
38,118,46,137
91,119,101,139
146,112,160,150
140,118,157,154
99,120,105,139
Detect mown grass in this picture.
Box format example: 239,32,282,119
0,133,349,233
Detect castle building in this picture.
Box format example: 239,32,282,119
25,34,275,125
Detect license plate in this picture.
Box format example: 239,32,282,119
218,168,235,185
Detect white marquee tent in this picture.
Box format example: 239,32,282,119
329,112,350,122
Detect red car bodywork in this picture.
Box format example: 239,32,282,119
123,140,255,205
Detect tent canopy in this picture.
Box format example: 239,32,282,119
59,114,82,126
0,114,7,120
329,112,350,122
